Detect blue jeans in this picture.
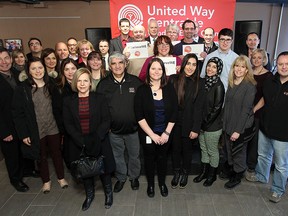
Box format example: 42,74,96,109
256,130,288,195
109,131,141,182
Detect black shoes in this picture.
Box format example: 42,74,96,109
11,181,29,192
179,169,189,189
224,171,244,190
171,169,181,189
147,185,155,198
82,194,95,211
130,179,139,190
193,163,209,183
203,167,217,187
159,184,168,197
113,181,125,193
104,184,113,209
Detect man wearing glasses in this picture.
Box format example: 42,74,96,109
67,37,78,60
26,37,43,61
173,19,198,58
200,28,238,91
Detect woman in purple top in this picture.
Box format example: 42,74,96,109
139,35,182,82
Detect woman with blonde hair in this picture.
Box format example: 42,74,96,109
222,55,256,189
76,39,94,67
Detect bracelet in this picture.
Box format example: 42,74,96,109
163,130,170,136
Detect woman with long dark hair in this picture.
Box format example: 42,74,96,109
169,53,205,189
135,58,177,197
12,57,68,193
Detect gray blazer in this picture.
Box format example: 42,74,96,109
109,35,132,54
223,80,256,135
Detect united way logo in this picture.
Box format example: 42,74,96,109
118,4,143,28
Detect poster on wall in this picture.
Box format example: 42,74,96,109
109,0,236,42
4,39,23,52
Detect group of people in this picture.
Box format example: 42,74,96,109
0,17,287,214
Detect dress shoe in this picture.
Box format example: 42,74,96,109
113,181,125,193
159,184,168,197
11,181,29,192
147,185,155,198
130,179,139,190
58,178,68,189
171,169,181,189
23,170,40,178
42,181,51,194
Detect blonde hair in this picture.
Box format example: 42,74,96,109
71,68,96,92
228,55,256,88
251,48,268,67
76,39,95,54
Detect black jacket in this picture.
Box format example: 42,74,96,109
96,72,142,134
134,83,178,141
169,75,206,137
63,92,115,173
201,80,225,132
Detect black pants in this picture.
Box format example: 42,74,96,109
171,125,196,172
0,139,23,183
247,119,259,170
142,139,170,186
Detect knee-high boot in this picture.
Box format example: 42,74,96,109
82,178,95,211
203,166,217,187
193,163,209,183
100,174,113,209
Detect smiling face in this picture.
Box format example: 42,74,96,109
183,22,195,40
149,61,163,82
246,33,260,50
184,57,197,77
109,57,126,77
29,61,45,81
99,41,109,55
204,28,214,45
79,44,92,59
44,52,57,70
218,35,233,52
88,57,102,71
119,21,130,36
251,52,264,67
277,54,288,80
166,27,178,41
133,26,145,42
14,53,26,66
64,62,77,83
0,51,12,73
56,42,69,60
148,20,159,38
77,72,91,96
206,62,217,77
233,61,248,79
67,39,77,54
157,39,170,57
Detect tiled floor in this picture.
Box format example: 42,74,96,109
0,159,287,216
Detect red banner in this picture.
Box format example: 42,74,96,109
109,0,236,41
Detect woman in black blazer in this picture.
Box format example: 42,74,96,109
63,68,115,210
134,58,177,198
169,53,206,189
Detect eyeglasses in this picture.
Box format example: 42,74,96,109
184,28,195,31
157,43,169,48
29,42,40,46
219,38,232,43
167,31,177,35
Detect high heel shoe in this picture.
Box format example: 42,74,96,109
42,181,51,194
57,179,68,189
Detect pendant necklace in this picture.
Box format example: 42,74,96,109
152,88,160,96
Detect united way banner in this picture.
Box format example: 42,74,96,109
109,0,236,40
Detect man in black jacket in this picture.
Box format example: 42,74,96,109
97,52,142,193
0,47,29,192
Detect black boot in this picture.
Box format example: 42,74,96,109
224,171,244,189
179,169,189,189
171,168,181,189
203,166,217,187
193,163,209,183
82,178,95,211
104,183,113,209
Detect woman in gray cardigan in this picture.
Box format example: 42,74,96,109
222,55,256,189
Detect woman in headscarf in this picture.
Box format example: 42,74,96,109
193,57,225,187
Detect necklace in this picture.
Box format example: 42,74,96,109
152,88,160,96
254,66,264,75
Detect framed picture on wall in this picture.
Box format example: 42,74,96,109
4,38,23,52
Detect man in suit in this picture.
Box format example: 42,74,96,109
0,47,29,192
110,18,132,54
193,21,204,44
145,19,159,45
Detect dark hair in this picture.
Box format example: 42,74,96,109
41,48,59,72
28,37,42,46
176,53,199,107
87,51,107,78
218,28,234,39
67,37,77,42
0,47,10,56
58,58,79,89
26,57,51,94
119,18,130,26
153,35,173,56
145,58,167,88
182,19,196,30
246,32,259,40
277,51,288,62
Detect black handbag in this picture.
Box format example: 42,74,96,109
70,145,105,180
